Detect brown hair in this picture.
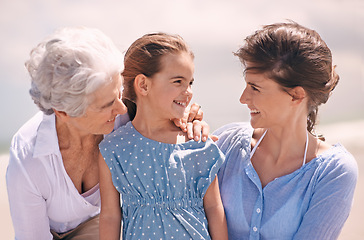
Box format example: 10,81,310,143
235,21,339,135
122,32,194,120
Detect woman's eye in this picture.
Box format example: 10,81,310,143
251,85,259,91
174,80,182,84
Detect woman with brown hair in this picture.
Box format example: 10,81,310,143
214,22,358,239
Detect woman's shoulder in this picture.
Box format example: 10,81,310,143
11,112,44,147
213,122,252,136
314,144,358,182
10,112,58,161
212,122,253,148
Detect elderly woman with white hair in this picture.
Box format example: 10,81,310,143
6,27,206,240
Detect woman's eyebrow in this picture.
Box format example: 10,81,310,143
100,99,115,109
246,81,262,88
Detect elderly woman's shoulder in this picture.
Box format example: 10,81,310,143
11,112,45,150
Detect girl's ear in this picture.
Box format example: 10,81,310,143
134,74,150,96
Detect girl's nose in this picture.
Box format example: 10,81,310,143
184,85,193,97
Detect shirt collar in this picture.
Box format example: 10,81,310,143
33,113,60,158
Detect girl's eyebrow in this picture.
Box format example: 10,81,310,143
170,75,186,80
170,76,195,82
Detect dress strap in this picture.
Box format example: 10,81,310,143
250,129,309,168
302,131,309,167
250,130,267,159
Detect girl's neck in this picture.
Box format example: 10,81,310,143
132,113,188,144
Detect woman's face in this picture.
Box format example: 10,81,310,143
240,71,294,129
67,73,127,135
147,52,194,120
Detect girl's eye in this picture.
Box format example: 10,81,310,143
189,80,194,86
174,80,182,84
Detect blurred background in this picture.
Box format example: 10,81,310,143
0,0,363,239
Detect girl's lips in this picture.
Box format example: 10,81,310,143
173,100,187,107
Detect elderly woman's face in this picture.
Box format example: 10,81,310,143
68,74,127,135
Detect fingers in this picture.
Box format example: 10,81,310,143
200,120,210,142
186,122,194,140
209,135,219,142
186,120,210,142
173,118,187,132
188,103,203,122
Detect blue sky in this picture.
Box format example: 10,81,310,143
1,0,363,150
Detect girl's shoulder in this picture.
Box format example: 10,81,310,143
100,121,134,148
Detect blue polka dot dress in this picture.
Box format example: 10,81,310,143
99,122,225,240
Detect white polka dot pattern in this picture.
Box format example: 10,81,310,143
99,122,225,239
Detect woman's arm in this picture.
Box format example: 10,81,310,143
203,176,228,240
98,153,122,240
6,148,53,240
293,153,358,240
173,103,210,142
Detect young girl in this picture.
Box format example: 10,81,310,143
98,33,228,240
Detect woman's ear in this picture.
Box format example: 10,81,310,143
289,86,306,103
53,109,70,121
134,74,150,96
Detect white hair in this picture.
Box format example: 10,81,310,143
26,26,123,117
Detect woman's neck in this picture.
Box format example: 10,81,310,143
55,117,102,150
254,122,309,165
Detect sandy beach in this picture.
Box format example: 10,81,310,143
0,120,363,239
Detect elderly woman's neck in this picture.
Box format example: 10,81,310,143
55,116,102,150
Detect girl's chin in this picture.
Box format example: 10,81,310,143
173,114,185,120
172,109,187,119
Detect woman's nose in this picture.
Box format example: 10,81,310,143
114,98,128,115
240,88,248,104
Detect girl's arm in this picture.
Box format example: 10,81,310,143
98,152,122,240
203,176,228,240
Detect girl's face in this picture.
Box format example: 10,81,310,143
240,70,294,129
147,52,194,120
67,74,127,135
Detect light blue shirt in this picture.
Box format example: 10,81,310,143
100,122,225,239
214,122,358,240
